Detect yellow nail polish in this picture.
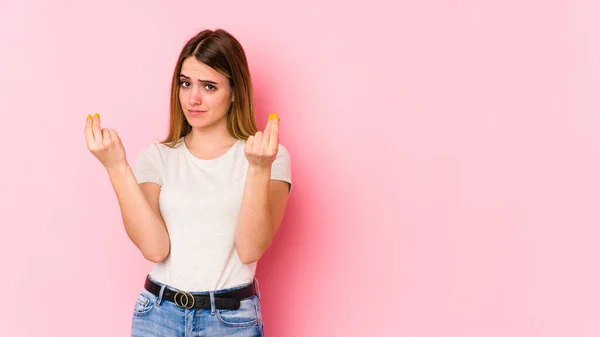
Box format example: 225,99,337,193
273,113,278,120
87,114,92,119
94,113,99,118
268,114,273,120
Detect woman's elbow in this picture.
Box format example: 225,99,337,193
145,252,168,263
236,234,273,264
142,244,170,263
238,247,264,264
239,254,260,265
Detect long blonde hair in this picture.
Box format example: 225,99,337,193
162,29,258,147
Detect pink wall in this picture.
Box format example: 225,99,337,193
1,0,599,336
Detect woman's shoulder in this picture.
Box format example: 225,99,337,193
137,138,184,161
145,137,183,151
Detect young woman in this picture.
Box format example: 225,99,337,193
84,29,292,336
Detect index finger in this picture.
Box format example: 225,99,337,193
91,113,102,145
261,115,273,149
269,114,279,152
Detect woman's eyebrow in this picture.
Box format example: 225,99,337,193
179,74,218,84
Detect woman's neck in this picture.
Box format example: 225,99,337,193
184,127,237,153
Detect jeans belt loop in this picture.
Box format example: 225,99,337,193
209,291,216,315
156,284,166,306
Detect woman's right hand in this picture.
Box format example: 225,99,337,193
84,113,127,171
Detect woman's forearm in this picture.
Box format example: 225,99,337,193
106,163,170,262
235,165,273,264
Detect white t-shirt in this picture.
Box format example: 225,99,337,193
132,137,292,292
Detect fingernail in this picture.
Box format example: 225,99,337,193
273,113,278,120
87,114,92,120
94,113,100,118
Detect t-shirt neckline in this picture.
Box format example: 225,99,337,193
181,137,241,163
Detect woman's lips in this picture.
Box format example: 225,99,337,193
188,110,206,116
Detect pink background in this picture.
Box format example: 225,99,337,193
1,0,599,336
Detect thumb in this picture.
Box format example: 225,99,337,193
109,129,120,143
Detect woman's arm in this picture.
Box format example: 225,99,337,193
85,113,170,263
235,114,290,264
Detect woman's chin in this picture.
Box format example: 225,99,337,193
186,115,227,130
185,117,209,128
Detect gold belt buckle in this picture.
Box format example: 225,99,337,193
173,291,195,309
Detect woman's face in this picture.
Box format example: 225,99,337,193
178,57,233,131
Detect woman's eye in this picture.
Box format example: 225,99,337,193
179,80,190,88
205,84,216,91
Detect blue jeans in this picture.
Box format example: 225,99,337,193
131,276,265,336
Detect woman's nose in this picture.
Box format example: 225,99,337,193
189,87,202,105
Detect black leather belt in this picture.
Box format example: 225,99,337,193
144,275,256,310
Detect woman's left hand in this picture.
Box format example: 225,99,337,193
245,113,279,169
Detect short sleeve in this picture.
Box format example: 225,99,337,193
133,142,163,186
271,144,292,193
